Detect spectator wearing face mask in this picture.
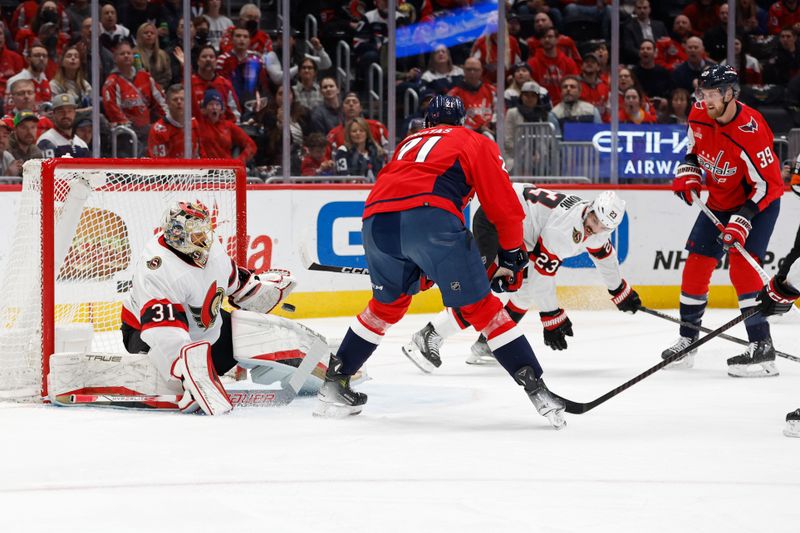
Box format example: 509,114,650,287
217,3,273,54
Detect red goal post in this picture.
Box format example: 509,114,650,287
0,158,247,401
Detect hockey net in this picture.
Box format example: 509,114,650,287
0,158,246,401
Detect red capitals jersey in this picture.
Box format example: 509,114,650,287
191,74,240,122
148,117,204,158
0,48,25,102
363,126,524,249
102,69,168,128
447,82,496,131
768,1,800,34
527,49,579,105
195,115,257,163
687,101,783,213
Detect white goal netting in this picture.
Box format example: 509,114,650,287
0,159,244,400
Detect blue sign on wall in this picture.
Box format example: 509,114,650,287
563,123,689,180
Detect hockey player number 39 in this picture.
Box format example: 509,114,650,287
756,147,774,169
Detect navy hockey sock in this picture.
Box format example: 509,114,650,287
336,327,379,375
679,298,706,338
743,305,770,342
489,335,543,379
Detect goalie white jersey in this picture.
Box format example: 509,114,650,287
121,234,239,380
509,185,623,312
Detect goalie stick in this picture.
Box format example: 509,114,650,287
637,305,800,363
54,388,299,410
553,307,759,414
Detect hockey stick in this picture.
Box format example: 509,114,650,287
297,233,370,275
553,307,759,414
637,305,800,363
53,388,299,410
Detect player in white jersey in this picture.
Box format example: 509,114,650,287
118,200,297,414
402,186,641,372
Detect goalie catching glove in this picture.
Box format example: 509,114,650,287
170,341,232,415
230,267,297,314
609,280,640,313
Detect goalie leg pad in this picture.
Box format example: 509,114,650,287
170,341,233,415
48,352,182,405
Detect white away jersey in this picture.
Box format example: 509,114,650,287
121,234,239,380
510,185,623,312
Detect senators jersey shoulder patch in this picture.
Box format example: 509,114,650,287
147,256,162,270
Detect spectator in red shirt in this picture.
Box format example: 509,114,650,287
218,3,273,54
326,92,388,150
5,44,52,109
527,27,579,105
619,87,657,124
470,30,522,85
216,25,270,113
0,22,25,104
448,57,496,137
192,44,240,122
196,89,256,163
148,84,203,158
102,39,168,155
579,54,610,121
768,0,800,34
301,132,335,176
526,12,581,66
682,0,721,35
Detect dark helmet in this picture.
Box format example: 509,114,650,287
424,95,466,128
697,64,740,98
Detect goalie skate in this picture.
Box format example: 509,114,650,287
465,335,498,365
784,409,800,438
513,366,566,430
401,322,443,373
727,339,779,378
313,355,367,418
661,336,697,369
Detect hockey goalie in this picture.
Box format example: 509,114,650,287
48,200,327,414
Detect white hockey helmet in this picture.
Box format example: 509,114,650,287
589,191,626,231
162,200,214,267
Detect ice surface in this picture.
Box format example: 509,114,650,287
2,310,799,533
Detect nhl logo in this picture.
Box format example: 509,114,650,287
572,228,582,243
450,281,461,291
147,256,162,270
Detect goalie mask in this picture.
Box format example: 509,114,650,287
162,200,214,267
585,191,626,234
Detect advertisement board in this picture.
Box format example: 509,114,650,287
563,123,689,180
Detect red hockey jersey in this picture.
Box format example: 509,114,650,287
527,48,579,105
363,125,524,249
190,73,240,122
102,69,168,128
687,101,783,213
148,116,204,158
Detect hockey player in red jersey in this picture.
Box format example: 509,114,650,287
314,95,567,429
667,64,783,377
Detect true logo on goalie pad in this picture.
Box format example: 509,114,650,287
147,256,162,270
189,282,224,329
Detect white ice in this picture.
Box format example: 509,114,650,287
2,309,800,533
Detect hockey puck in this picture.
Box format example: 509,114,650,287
281,303,296,312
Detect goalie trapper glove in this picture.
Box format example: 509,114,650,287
539,309,573,351
230,267,297,314
719,213,751,250
757,275,800,316
609,280,640,313
170,341,232,415
672,159,703,206
497,245,528,273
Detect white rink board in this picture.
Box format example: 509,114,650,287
0,187,798,294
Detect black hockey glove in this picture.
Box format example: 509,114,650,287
539,309,573,351
609,280,641,313
497,245,528,274
756,275,800,317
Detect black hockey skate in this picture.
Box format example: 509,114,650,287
314,355,368,418
727,339,779,378
513,366,566,430
401,322,443,373
465,334,498,366
661,335,698,369
784,409,800,438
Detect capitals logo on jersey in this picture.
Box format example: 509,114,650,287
188,282,224,329
697,149,737,180
738,116,758,133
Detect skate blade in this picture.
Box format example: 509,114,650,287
783,420,800,438
727,361,779,378
312,400,363,418
545,410,567,430
401,343,436,374
663,353,695,370
465,354,499,366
